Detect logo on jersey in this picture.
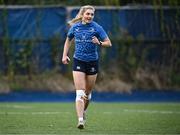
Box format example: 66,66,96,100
76,66,81,70
75,28,79,32
90,67,96,73
82,33,86,39
89,27,95,32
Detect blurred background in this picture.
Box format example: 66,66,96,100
0,0,180,101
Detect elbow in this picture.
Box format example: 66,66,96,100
108,41,112,47
103,38,112,47
110,43,112,47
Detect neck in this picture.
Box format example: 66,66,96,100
82,20,87,25
82,21,92,25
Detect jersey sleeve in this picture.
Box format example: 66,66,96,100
67,25,74,40
97,26,108,41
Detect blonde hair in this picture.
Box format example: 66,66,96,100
68,5,95,26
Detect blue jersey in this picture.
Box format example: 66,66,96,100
67,21,108,62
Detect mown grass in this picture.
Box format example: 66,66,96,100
0,102,180,134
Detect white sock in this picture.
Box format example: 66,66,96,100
79,117,83,122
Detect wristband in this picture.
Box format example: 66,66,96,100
99,41,102,46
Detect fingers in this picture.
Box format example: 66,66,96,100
62,59,69,64
92,36,101,45
92,36,98,44
62,56,70,64
67,56,70,62
92,36,97,41
92,36,96,38
62,59,67,64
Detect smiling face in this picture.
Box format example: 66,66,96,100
82,9,94,24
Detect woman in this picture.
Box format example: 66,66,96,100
62,5,112,129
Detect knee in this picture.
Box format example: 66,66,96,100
76,90,87,102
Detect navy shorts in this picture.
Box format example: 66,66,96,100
73,58,99,75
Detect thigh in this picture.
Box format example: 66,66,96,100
85,74,97,94
73,71,86,90
73,58,86,73
86,60,99,75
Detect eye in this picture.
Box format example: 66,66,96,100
86,13,94,16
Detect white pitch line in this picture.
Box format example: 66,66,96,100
103,109,180,115
0,112,71,115
122,109,180,114
0,104,33,109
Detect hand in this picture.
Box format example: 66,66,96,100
62,56,70,64
92,36,101,45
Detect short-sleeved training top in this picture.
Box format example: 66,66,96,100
67,21,108,62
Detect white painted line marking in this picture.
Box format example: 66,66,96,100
103,109,180,114
0,112,71,115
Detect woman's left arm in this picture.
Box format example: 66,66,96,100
100,37,112,47
92,36,112,47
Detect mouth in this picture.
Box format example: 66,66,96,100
86,18,92,22
82,17,92,24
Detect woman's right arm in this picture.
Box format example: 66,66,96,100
62,37,72,64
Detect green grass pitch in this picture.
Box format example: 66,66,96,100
0,102,180,134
